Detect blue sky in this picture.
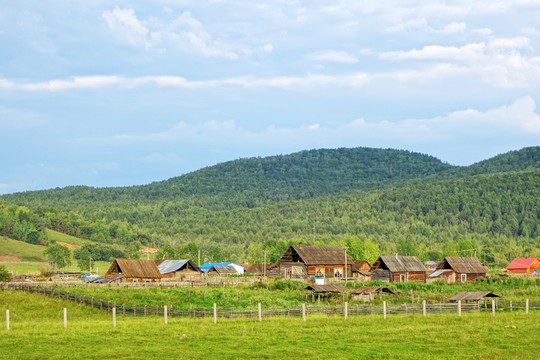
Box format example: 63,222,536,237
1,1,539,194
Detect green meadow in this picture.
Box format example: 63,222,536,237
0,290,538,360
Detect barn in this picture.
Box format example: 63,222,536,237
505,257,540,275
156,259,201,280
371,255,426,282
277,244,352,282
105,259,162,283
436,257,488,282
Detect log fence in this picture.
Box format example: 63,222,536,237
1,283,538,321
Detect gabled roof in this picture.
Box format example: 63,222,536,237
351,286,395,295
449,291,501,302
428,269,454,278
304,284,348,293
107,259,162,279
375,255,426,272
244,263,276,274
157,259,200,274
281,245,351,266
437,257,488,274
208,265,237,274
506,257,540,270
351,260,372,272
200,262,243,269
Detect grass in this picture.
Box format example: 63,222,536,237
0,290,538,359
0,236,45,262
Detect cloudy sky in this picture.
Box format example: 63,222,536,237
1,1,539,194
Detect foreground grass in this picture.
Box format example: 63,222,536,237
1,290,538,359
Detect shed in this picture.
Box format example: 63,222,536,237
436,257,488,282
506,257,540,275
371,255,426,282
200,262,245,274
105,259,162,283
351,286,395,302
277,244,352,281
205,264,238,275
156,259,201,280
304,284,348,301
448,291,501,303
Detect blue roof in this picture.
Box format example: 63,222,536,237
199,262,243,269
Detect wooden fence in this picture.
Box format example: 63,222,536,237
1,283,537,320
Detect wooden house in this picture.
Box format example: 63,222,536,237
436,257,488,283
351,260,372,281
371,255,426,283
156,259,201,280
277,244,352,282
351,286,395,302
505,257,540,275
449,291,501,303
105,259,162,283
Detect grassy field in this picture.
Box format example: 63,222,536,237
0,290,538,359
48,278,540,309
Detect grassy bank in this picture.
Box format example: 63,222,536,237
0,290,538,359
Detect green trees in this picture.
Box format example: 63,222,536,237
0,265,12,282
44,244,72,269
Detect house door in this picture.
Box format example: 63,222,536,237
399,274,406,282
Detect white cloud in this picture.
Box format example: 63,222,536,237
102,7,151,48
308,50,358,63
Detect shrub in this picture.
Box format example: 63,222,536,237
0,265,12,282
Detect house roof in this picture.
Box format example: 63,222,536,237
437,257,488,274
304,284,348,293
107,259,162,278
376,255,426,272
283,245,351,266
351,260,372,272
208,265,237,274
200,262,243,269
448,291,501,302
428,269,454,278
351,286,395,295
506,257,540,270
244,263,276,274
157,259,200,274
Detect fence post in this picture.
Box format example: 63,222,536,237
422,300,426,317
383,301,387,319
526,299,529,315
492,300,495,317
213,303,217,324
63,308,67,328
258,303,262,322
344,302,348,320
510,301,513,312
164,305,168,325
113,307,116,328
302,304,306,322
458,300,461,317
6,310,9,330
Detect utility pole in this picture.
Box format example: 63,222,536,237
263,250,267,281
344,247,348,284
198,250,201,267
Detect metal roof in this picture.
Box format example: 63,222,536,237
200,262,243,269
208,265,237,274
437,257,488,274
157,259,200,274
506,257,540,270
91,275,124,283
428,269,454,278
377,255,426,272
449,291,501,302
304,284,348,293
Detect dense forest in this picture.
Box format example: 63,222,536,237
1,146,538,267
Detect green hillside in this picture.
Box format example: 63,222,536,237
0,146,538,267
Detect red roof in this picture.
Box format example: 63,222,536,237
506,257,539,270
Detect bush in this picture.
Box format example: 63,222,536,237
0,265,12,282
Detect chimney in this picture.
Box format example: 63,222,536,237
298,242,302,248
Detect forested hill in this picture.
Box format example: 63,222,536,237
1,147,454,208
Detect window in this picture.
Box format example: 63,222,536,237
315,268,325,278
461,274,467,282
400,274,406,282
334,267,343,278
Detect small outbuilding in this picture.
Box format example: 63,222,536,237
448,291,501,303
204,264,238,276
351,286,395,302
506,257,540,275
304,284,348,301
371,255,426,282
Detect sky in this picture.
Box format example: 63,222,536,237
1,1,539,195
